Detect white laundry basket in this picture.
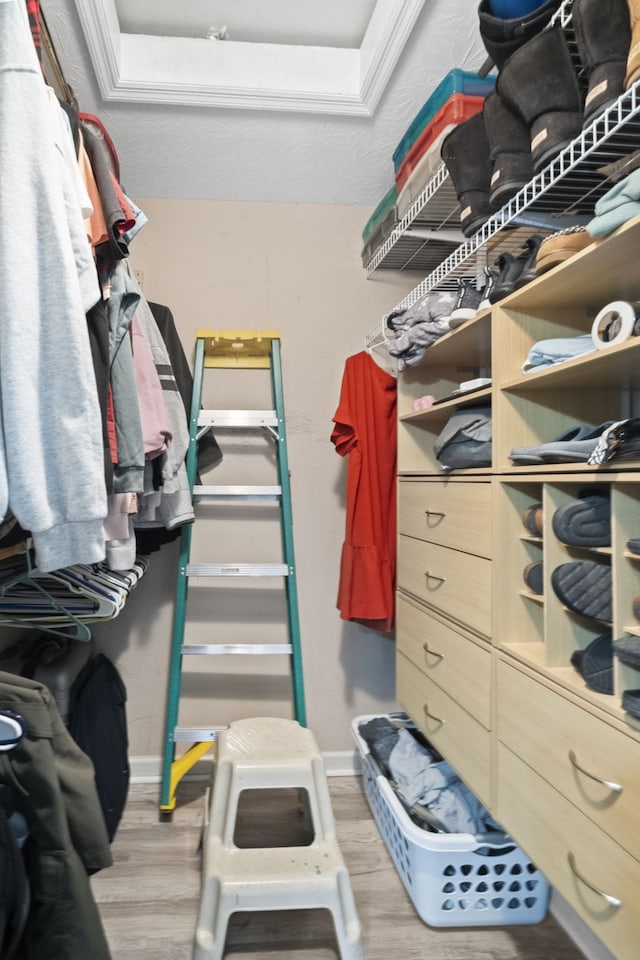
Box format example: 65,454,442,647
352,714,550,928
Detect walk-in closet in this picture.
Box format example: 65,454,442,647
1,1,638,958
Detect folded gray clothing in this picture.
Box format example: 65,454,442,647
388,729,501,835
388,316,451,356
386,290,456,331
358,717,404,775
522,334,596,373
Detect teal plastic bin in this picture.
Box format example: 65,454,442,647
361,184,398,245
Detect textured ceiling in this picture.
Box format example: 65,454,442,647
41,0,486,206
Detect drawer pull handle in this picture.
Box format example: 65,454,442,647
424,570,446,584
422,642,444,662
423,703,445,726
568,750,623,795
567,853,622,909
424,510,446,519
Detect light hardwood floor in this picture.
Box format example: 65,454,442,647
91,777,587,960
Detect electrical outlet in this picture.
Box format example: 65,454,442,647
133,268,144,290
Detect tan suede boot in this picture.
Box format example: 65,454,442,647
626,0,640,88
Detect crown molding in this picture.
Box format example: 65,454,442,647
71,0,426,116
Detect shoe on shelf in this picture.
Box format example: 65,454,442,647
521,501,543,537
628,537,640,557
449,268,498,329
613,633,640,664
448,277,484,327
478,266,498,310
621,689,640,718
551,491,611,547
489,235,543,302
551,559,612,622
535,225,592,275
509,421,616,465
523,560,543,594
570,632,614,694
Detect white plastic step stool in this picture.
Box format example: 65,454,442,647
193,717,365,960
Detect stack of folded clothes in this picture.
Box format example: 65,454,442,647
521,333,596,373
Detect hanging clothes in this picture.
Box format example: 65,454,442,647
331,351,397,633
0,0,107,574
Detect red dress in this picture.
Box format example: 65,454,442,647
331,351,397,632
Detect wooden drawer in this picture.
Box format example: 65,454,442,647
497,659,640,864
398,479,492,558
497,743,640,960
396,651,491,808
398,534,491,637
397,594,491,729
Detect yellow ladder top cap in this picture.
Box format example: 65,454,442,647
196,329,281,368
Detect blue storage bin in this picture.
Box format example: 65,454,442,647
392,70,495,172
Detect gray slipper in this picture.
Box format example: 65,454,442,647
509,422,615,465
622,689,640,719
523,561,543,595
551,560,612,621
571,633,613,694
551,493,611,547
613,634,640,665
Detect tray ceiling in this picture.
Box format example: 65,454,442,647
41,0,486,205
71,0,429,115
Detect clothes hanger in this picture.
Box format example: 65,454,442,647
0,710,28,752
0,550,94,641
367,335,398,377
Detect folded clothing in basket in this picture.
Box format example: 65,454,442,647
358,717,500,836
358,715,438,777
389,729,501,835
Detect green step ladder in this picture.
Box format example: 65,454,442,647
159,329,306,817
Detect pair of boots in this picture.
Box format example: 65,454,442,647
442,0,632,237
494,0,631,138
440,98,533,237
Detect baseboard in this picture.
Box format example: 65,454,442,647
549,890,616,960
129,749,362,784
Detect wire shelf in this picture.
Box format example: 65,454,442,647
396,83,640,310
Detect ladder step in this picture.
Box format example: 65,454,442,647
194,485,282,502
186,563,290,577
198,410,278,428
174,727,223,742
182,643,293,656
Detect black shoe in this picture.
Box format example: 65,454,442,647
514,235,544,288
489,252,524,303
490,235,548,302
